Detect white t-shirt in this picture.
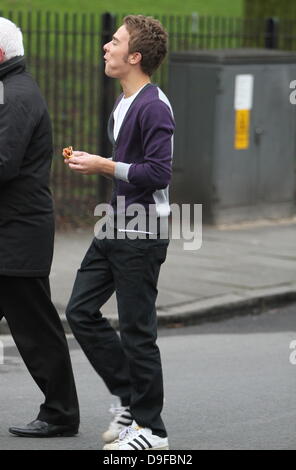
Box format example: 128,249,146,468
113,85,146,141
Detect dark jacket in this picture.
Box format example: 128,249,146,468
0,56,55,277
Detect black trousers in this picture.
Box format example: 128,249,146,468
0,276,80,426
66,232,169,438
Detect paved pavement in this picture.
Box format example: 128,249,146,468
1,217,296,334
1,303,296,450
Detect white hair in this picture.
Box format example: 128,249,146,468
0,17,24,60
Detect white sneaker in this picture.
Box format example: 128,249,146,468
103,420,169,450
102,400,133,443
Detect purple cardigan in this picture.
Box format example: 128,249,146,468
108,83,175,219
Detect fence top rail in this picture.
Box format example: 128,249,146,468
0,10,285,22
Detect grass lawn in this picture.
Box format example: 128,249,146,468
0,0,243,17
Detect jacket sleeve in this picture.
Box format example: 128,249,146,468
0,99,34,186
114,100,175,190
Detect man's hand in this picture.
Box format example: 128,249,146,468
64,151,115,177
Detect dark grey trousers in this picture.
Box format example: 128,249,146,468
0,276,80,426
66,232,169,438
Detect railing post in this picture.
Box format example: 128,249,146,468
265,17,279,49
98,12,116,204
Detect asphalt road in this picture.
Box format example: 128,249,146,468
0,303,296,450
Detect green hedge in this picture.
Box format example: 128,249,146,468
0,0,243,16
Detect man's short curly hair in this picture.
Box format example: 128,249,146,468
123,15,168,76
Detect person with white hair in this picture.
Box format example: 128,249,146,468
0,17,80,438
0,17,24,61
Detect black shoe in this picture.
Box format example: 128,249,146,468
9,420,79,438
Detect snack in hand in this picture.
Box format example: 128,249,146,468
63,146,73,159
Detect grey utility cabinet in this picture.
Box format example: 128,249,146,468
168,49,296,225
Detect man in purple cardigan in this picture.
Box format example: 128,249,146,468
65,15,175,451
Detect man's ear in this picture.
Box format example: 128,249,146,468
129,51,142,65
0,48,6,64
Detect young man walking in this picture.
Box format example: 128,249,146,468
65,15,175,450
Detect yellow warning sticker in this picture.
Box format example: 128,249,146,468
234,109,250,150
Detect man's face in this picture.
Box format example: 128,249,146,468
103,25,133,79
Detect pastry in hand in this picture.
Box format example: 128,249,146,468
63,146,73,159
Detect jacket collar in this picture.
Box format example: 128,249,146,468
0,56,26,80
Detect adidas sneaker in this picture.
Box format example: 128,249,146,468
102,400,133,443
103,420,169,450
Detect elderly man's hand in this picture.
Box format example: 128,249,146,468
64,151,115,177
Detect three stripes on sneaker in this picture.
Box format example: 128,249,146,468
125,433,153,450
